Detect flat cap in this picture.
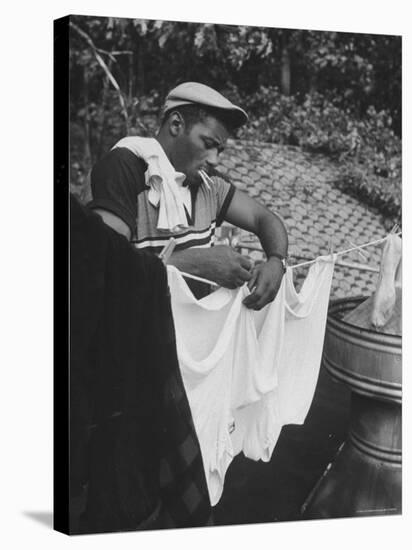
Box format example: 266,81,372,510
163,82,248,128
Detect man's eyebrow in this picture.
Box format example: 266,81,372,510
202,135,225,151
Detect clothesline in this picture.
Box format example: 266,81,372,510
292,231,401,268
179,270,220,286
178,231,402,287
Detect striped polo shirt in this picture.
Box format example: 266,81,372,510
89,146,235,255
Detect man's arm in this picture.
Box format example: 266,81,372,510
88,148,145,240
168,245,253,289
224,189,288,310
225,189,288,259
169,189,288,308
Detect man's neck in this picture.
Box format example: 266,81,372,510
155,134,173,165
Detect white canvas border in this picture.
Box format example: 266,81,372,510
0,1,409,549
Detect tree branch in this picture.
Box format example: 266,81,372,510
69,21,130,132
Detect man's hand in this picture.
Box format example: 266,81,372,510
223,189,288,307
242,257,284,310
169,245,253,289
205,245,254,288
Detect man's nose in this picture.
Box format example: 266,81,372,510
206,149,219,167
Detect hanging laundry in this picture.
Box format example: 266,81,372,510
343,234,402,334
167,256,335,505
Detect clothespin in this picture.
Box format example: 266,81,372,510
198,169,211,190
159,237,176,264
348,240,369,262
328,239,337,264
328,238,334,260
390,223,400,234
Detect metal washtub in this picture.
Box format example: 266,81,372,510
302,297,402,519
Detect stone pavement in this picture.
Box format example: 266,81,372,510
217,139,391,299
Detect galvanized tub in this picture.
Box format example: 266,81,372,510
302,297,402,519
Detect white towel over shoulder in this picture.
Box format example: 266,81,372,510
167,257,335,506
113,136,188,232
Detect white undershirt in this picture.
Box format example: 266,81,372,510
167,256,335,505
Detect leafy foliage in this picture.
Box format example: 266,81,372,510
334,167,401,223
232,87,401,221
67,16,401,220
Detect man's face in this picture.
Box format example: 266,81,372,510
170,115,230,184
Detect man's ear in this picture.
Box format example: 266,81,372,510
168,111,185,137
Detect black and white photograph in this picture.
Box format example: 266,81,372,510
3,2,409,548
55,12,403,536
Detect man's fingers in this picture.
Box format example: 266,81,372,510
252,292,273,310
243,271,263,306
243,279,280,309
239,255,253,271
243,283,266,307
247,270,258,291
238,267,252,282
242,260,284,309
242,294,256,308
251,285,281,310
243,293,263,309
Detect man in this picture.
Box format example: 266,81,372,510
89,82,288,310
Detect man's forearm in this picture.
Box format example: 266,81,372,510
255,209,288,260
224,189,288,261
168,248,210,277
241,207,289,309
168,245,253,289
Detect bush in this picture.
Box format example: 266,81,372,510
228,86,401,222
334,166,401,223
